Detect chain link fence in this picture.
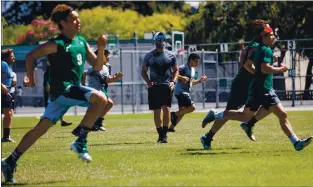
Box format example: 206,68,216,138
4,38,313,115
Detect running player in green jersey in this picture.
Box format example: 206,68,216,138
202,22,312,151
2,4,108,184
201,20,272,150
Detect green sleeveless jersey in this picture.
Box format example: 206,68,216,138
47,34,87,100
249,44,274,92
231,41,259,87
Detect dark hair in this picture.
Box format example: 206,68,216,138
1,48,13,59
94,49,110,55
251,19,268,42
188,53,200,62
51,4,74,30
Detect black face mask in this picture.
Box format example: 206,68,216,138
155,40,166,48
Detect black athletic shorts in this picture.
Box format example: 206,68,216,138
148,84,173,110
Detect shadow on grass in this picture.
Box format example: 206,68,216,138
183,147,254,156
183,150,253,156
90,142,155,146
184,148,293,156
186,147,241,151
2,180,68,186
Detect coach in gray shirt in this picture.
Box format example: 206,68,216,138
141,32,178,143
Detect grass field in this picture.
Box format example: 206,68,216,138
1,111,313,186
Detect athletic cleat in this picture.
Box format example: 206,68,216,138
70,139,92,162
157,136,168,143
1,159,17,183
1,136,15,143
98,126,106,131
200,135,212,150
61,120,73,127
157,136,162,143
168,128,176,132
202,110,216,128
170,112,177,126
161,135,168,143
91,125,99,131
91,118,106,131
240,123,256,141
294,136,312,151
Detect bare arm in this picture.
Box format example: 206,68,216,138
261,63,288,74
243,59,255,74
25,42,57,87
85,34,108,71
177,74,189,82
1,84,9,94
192,75,208,85
108,72,124,83
141,64,153,88
81,72,87,86
11,80,16,87
85,43,104,72
172,65,178,83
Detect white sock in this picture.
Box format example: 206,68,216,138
289,134,299,144
214,111,224,119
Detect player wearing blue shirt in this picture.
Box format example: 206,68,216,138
1,48,16,142
169,53,207,132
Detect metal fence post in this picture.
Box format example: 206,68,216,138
291,48,296,107
131,52,135,114
216,50,219,108
120,48,124,114
74,106,78,116
201,49,205,109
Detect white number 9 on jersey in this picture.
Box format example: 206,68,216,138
77,53,82,65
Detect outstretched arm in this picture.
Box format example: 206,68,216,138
25,42,57,87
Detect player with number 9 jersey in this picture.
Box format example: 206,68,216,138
47,34,87,100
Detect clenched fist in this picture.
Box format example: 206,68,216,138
97,34,108,47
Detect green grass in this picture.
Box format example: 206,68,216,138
2,111,313,186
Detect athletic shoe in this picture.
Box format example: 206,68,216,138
240,123,256,141
170,112,177,126
157,136,168,143
91,124,99,131
1,159,17,183
98,126,106,131
294,136,313,151
168,128,176,132
1,136,15,143
61,120,73,127
202,110,216,128
97,118,106,131
161,135,168,143
70,139,92,162
200,135,212,150
157,136,163,143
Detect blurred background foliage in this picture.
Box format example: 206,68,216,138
2,1,313,46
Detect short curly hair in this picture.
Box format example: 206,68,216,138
51,4,74,30
252,19,268,36
1,48,13,59
251,19,271,42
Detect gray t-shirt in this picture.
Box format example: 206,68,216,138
86,65,110,91
144,49,177,85
174,63,196,95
